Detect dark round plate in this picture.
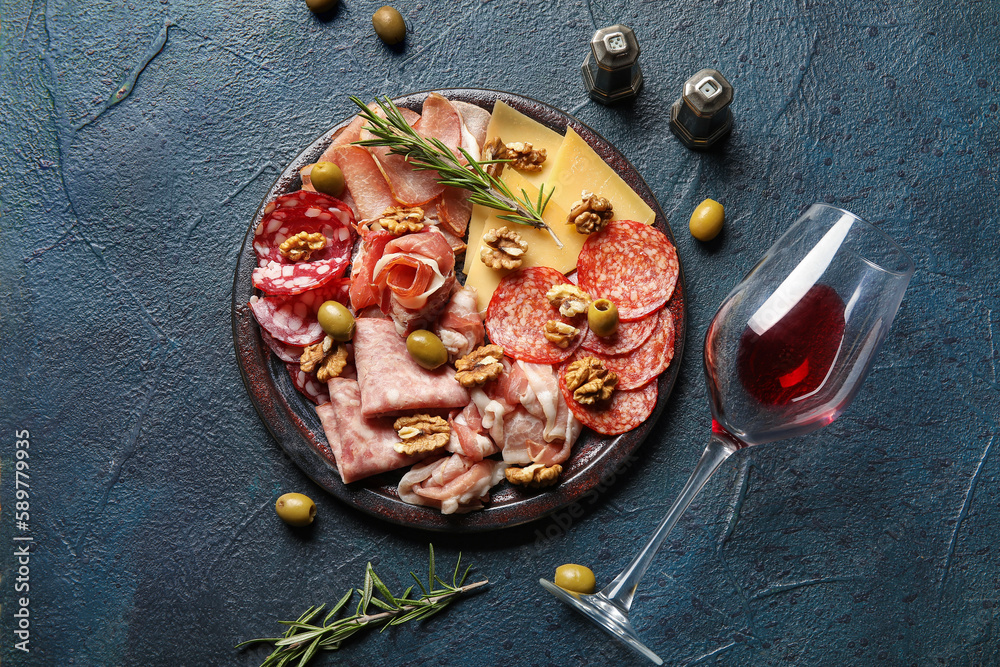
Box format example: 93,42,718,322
232,89,686,532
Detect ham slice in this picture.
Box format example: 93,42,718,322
398,454,506,514
435,286,485,362
315,378,430,484
353,317,470,418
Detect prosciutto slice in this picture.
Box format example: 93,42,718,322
353,317,470,418
315,378,430,484
446,402,500,461
373,231,457,335
413,93,462,154
398,454,506,514
324,145,395,221
435,286,485,362
451,100,491,153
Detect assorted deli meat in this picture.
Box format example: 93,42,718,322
248,93,679,515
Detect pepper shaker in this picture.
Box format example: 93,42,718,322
669,68,734,149
581,25,643,105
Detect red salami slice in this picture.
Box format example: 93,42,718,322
253,202,355,266
577,220,679,322
485,267,584,364
558,365,658,435
261,190,353,217
581,310,675,389
260,328,305,363
249,277,350,346
252,256,350,296
581,312,657,356
285,362,330,405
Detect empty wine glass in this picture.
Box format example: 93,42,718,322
540,203,915,664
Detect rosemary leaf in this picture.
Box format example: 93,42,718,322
349,96,564,249
237,546,487,667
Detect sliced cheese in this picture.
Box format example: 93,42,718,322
465,172,571,313
546,127,655,227
463,101,566,274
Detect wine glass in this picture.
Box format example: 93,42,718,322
539,203,915,664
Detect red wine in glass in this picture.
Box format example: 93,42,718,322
541,204,914,665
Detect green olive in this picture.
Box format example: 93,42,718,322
689,198,725,241
406,330,448,370
588,299,619,338
372,6,406,45
305,0,338,15
275,493,316,527
310,162,345,197
555,564,596,595
317,300,355,342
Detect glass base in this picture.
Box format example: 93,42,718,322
539,579,663,665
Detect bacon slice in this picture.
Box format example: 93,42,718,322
353,317,470,418
446,403,500,461
315,378,431,484
435,286,485,362
397,454,506,514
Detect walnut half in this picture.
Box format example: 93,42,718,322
506,462,562,488
300,336,348,381
567,191,614,235
563,356,618,405
482,137,547,179
480,226,527,270
543,320,580,348
546,284,592,318
280,231,327,262
393,414,451,455
368,206,425,235
454,344,504,387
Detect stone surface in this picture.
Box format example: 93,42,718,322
1,0,998,664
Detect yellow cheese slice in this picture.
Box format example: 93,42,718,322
465,171,575,313
463,117,659,313
463,101,566,274
546,127,655,227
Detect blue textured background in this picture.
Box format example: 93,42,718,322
1,0,998,664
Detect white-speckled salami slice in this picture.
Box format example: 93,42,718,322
285,362,330,405
249,277,350,346
573,310,675,390
485,266,584,364
577,220,679,322
253,199,355,266
260,328,305,363
581,311,658,356
252,256,349,296
558,366,658,436
261,189,354,217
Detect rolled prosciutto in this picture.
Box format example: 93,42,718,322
315,378,430,484
353,317,469,418
397,454,506,514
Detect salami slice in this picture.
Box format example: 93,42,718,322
585,309,675,390
485,267,584,364
249,277,350,346
260,328,305,363
577,220,679,322
558,366,658,435
252,256,350,296
581,312,657,356
261,190,354,217
253,202,354,266
285,362,330,405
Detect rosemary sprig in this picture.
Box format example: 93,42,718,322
350,95,563,249
236,546,487,667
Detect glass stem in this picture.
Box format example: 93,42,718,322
600,432,739,612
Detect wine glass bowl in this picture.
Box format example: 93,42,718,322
706,203,916,445
540,203,914,664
